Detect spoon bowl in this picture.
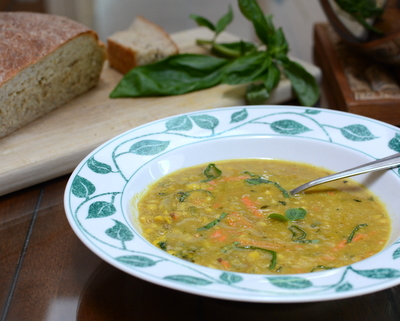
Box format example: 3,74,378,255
290,153,400,195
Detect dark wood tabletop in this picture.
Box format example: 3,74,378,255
0,174,400,321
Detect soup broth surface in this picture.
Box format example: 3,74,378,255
136,159,391,274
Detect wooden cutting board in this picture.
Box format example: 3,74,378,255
0,28,321,196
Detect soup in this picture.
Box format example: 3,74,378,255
135,159,391,274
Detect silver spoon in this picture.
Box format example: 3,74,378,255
290,152,400,195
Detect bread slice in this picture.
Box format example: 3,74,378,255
107,16,179,74
0,12,106,138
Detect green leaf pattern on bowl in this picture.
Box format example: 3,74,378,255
66,106,400,300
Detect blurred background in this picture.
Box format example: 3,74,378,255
0,0,327,63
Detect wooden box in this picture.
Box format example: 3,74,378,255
313,23,400,125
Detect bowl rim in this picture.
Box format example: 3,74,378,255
64,105,400,303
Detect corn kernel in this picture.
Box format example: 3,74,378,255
186,183,200,190
247,251,261,260
154,216,164,223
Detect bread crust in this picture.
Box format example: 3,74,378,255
107,38,138,74
107,15,179,74
0,12,99,85
0,12,106,138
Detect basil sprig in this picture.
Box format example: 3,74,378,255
110,0,320,107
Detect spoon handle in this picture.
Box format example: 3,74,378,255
290,152,400,195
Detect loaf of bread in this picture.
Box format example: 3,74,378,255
0,12,106,138
107,15,179,74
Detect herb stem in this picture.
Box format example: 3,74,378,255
197,212,228,231
346,223,368,243
236,245,277,270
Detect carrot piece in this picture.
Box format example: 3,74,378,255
169,212,179,220
332,239,347,252
352,233,366,242
221,175,250,182
217,258,231,269
321,255,336,261
241,195,263,217
226,212,254,228
210,229,227,242
207,175,250,185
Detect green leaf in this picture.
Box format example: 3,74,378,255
346,223,368,243
110,54,229,98
246,177,290,198
393,247,400,259
105,220,134,242
352,268,400,279
164,275,213,285
189,14,216,31
116,255,156,267
289,225,307,241
165,116,193,131
238,0,272,46
87,157,112,174
305,109,321,115
336,282,353,292
71,176,96,198
177,191,191,202
268,24,289,56
220,272,243,284
129,140,170,155
270,119,311,135
221,51,271,85
285,208,307,221
201,163,222,182
340,125,378,141
289,225,319,244
212,41,258,58
246,83,270,104
281,58,319,106
311,265,335,272
263,61,281,91
87,201,116,218
158,241,168,251
230,108,248,123
389,133,400,152
197,212,228,231
236,245,277,269
190,115,219,130
268,213,289,222
215,5,234,35
334,0,383,34
267,276,313,289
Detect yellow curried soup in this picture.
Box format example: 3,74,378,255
136,159,391,274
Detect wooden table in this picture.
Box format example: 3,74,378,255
1,25,399,321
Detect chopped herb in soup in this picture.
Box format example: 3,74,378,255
135,159,391,274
